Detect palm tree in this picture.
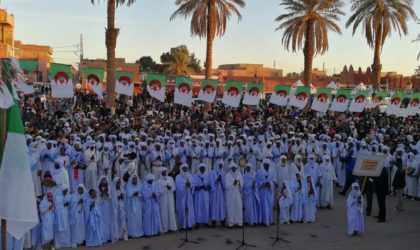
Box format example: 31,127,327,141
90,0,136,108
163,45,197,76
275,0,344,86
415,65,420,76
346,0,417,89
170,0,245,80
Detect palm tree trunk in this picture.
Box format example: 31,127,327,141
205,1,216,80
372,25,382,90
105,0,117,108
303,20,314,86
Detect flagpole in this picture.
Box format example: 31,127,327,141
0,78,8,250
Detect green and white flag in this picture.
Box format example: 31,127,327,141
18,59,38,76
311,87,332,113
366,90,387,109
50,63,74,98
197,79,218,103
243,82,263,106
0,84,38,239
289,86,310,109
115,71,134,96
84,67,104,98
405,92,420,116
386,91,405,115
222,81,242,108
349,90,370,113
330,88,351,112
270,85,291,106
147,74,166,102
174,77,193,107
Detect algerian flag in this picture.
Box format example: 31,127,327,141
311,87,332,113
330,88,351,112
18,59,38,77
197,79,218,103
243,82,263,106
289,86,310,109
386,91,405,115
366,90,387,109
147,73,166,102
405,92,420,116
222,81,242,108
84,67,104,99
270,85,291,106
174,77,193,107
115,71,134,96
50,63,74,98
0,84,38,239
349,90,370,113
0,79,13,108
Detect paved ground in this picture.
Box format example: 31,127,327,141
68,192,420,250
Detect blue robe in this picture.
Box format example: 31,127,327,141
290,177,306,222
302,177,317,223
175,172,196,228
97,178,114,243
39,198,55,244
0,229,24,250
31,221,42,250
54,189,71,248
111,178,127,242
256,167,275,226
194,172,210,224
141,181,163,236
84,194,102,247
209,167,226,222
243,171,261,225
70,186,86,247
125,176,144,237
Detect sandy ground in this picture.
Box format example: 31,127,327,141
67,192,420,250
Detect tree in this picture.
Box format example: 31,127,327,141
170,0,245,79
346,0,417,89
415,65,420,76
90,0,137,108
160,45,201,76
136,56,157,72
275,0,344,86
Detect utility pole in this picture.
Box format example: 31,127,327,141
79,34,84,88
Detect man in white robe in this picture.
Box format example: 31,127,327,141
225,163,243,227
319,155,337,208
84,141,99,190
157,167,177,233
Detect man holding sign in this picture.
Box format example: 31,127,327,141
353,150,388,223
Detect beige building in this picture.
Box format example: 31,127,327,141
217,63,283,78
0,9,53,82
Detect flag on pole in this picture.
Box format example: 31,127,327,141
270,85,291,106
197,79,218,103
50,63,74,98
174,77,193,107
311,87,332,113
242,82,263,106
386,91,405,115
146,74,166,102
366,90,387,109
12,59,37,94
115,71,134,96
222,81,242,108
84,67,104,98
405,93,420,116
289,86,310,109
349,90,370,113
330,88,351,112
0,84,38,239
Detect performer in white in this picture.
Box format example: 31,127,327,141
225,163,243,227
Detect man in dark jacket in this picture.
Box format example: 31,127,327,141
374,167,389,223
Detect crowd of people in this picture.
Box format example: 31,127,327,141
3,89,420,249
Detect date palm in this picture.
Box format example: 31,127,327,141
90,0,137,108
170,0,245,80
346,0,417,89
275,0,344,86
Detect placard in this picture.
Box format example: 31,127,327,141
352,152,386,177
